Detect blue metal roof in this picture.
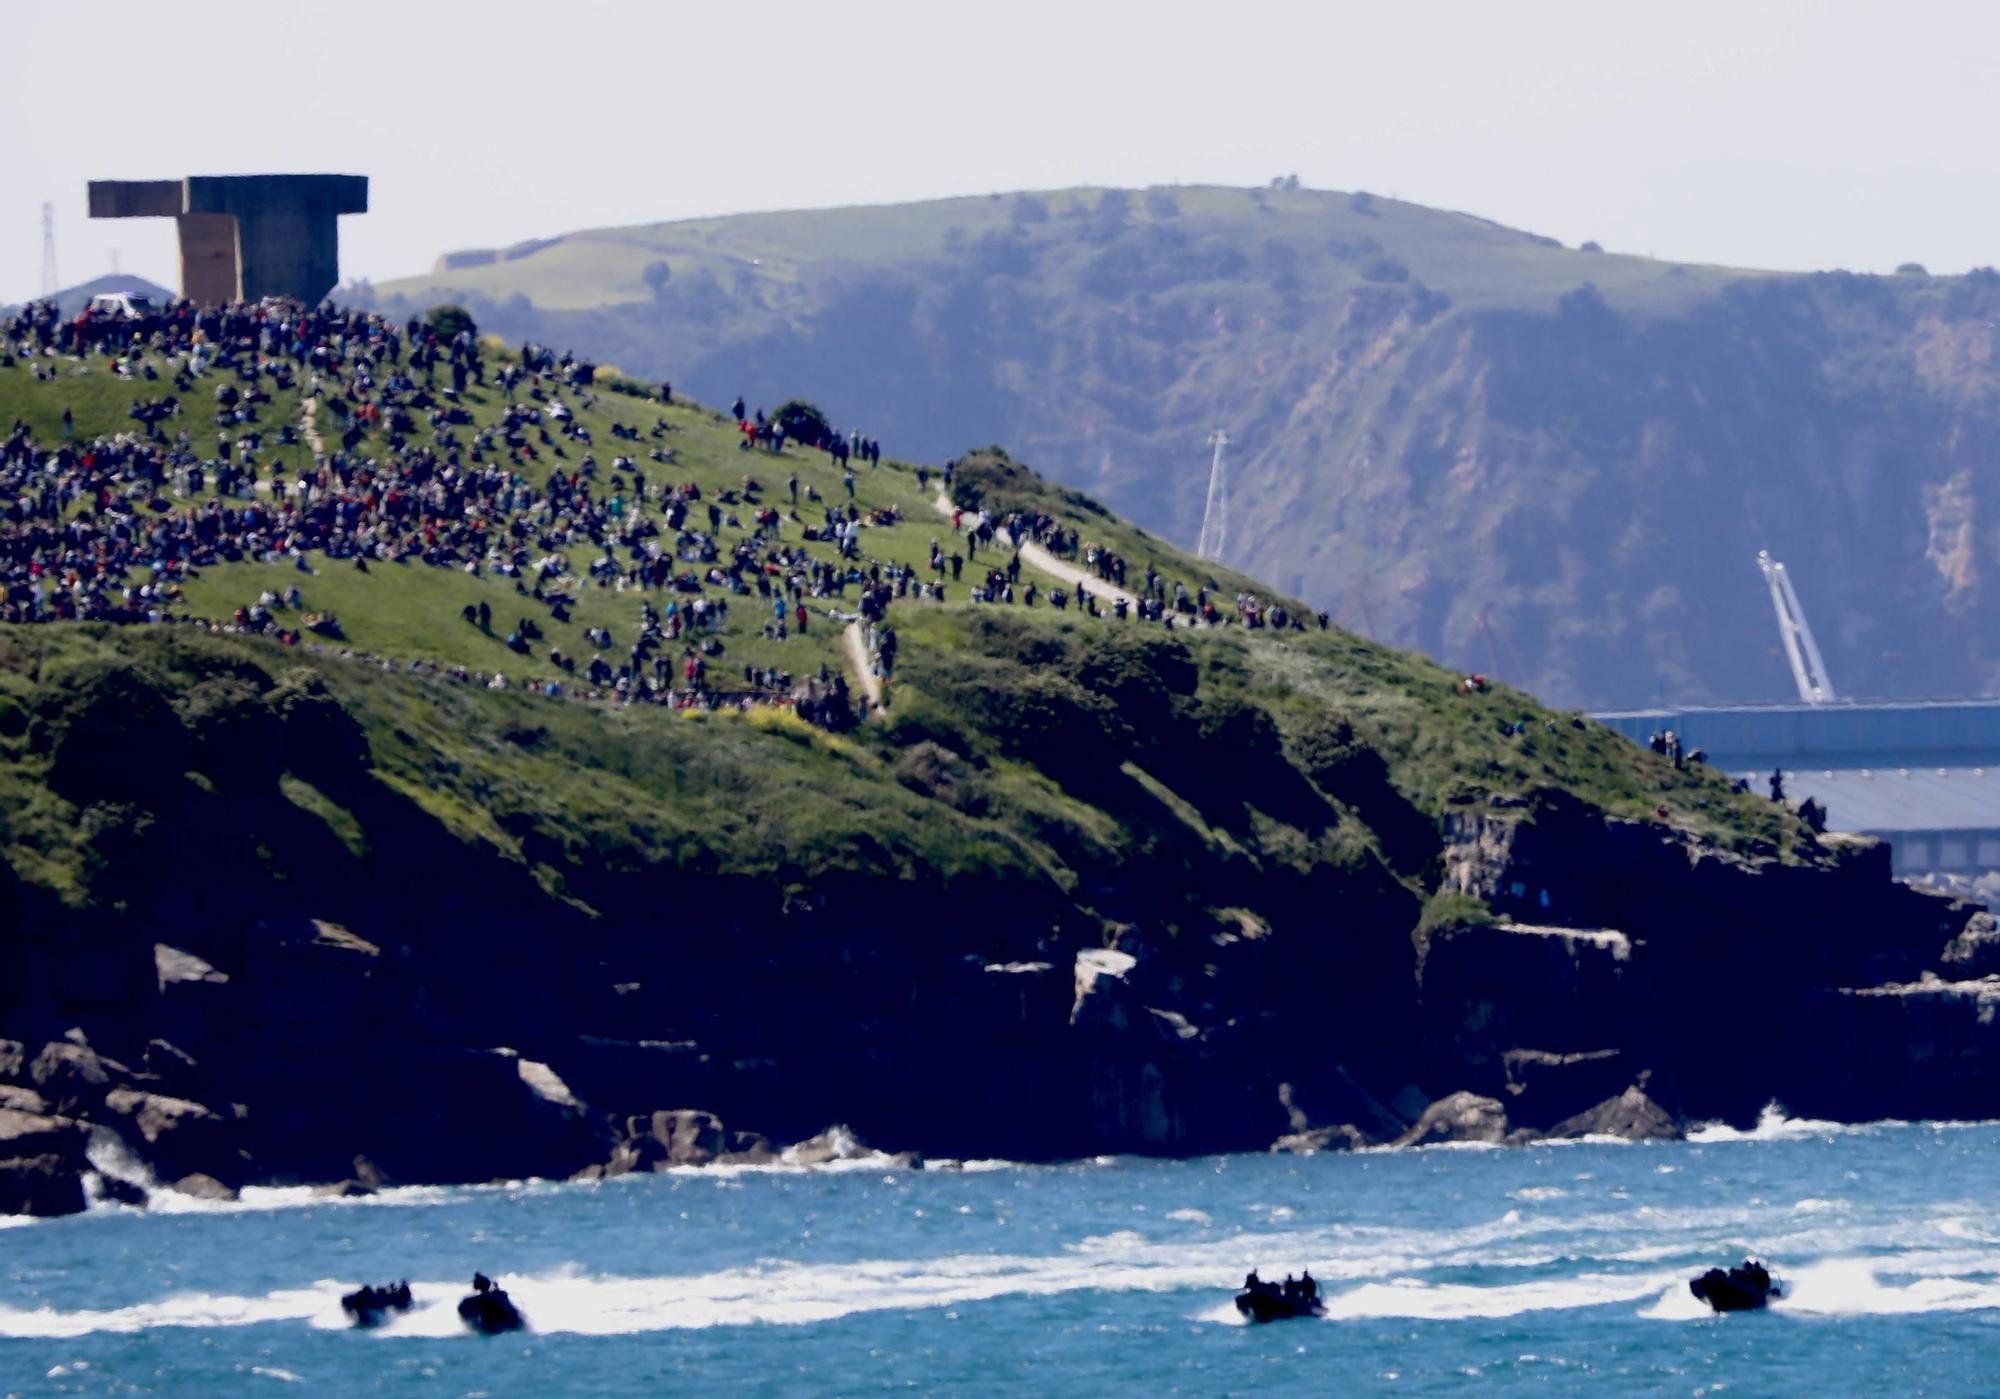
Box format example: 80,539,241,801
1751,766,2000,835
1595,699,2000,767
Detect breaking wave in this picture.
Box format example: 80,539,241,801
1686,1105,1868,1143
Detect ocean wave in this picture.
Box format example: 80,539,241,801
1686,1105,1866,1143
1678,1105,2000,1144
644,1151,919,1180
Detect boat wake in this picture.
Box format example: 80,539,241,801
6,1206,2000,1340
1640,1256,2000,1321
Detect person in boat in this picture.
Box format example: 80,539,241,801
341,1278,415,1325
458,1271,526,1334
1300,1270,1317,1302
1689,1257,1782,1312
1243,1270,1263,1292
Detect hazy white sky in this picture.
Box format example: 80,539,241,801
5,0,1995,302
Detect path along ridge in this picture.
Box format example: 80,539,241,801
931,490,1144,612
843,619,885,714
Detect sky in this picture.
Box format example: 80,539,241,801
5,0,1997,303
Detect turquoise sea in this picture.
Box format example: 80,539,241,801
4,1113,1998,1395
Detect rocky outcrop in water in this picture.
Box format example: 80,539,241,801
0,1106,92,1216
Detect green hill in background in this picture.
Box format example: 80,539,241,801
369,185,2000,708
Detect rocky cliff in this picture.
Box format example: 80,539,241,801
1,607,1989,1217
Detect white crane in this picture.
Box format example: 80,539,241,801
1197,430,1229,563
1756,550,1837,705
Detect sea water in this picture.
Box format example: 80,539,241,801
4,1113,1998,1395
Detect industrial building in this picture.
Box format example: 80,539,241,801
1593,700,2000,877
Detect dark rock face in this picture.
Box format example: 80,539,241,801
102,1088,241,1187
605,1110,728,1174
1500,1050,1635,1130
1270,1124,1369,1155
29,1042,116,1118
1543,1088,1683,1142
1427,792,1981,1127
0,1153,87,1217
1782,977,2000,1123
0,679,1990,1213
0,1109,90,1216
171,1172,238,1201
1942,914,2000,979
1394,1092,1511,1148
581,1112,901,1179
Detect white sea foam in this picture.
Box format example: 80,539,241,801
1317,1271,1677,1321
0,1209,1601,1341
11,1240,1997,1341
1686,1105,1893,1144
151,1182,470,1216
1779,1258,2000,1315
1529,1134,1640,1150
0,1286,336,1339
1639,1254,2000,1322
12,1175,2000,1341
1637,1281,1714,1321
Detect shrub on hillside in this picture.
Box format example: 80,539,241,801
38,662,187,805
426,304,477,341
180,676,284,793
265,670,370,788
772,399,833,448
1010,194,1050,228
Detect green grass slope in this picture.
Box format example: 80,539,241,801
385,185,1756,316
0,333,1812,940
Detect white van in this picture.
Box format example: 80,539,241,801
88,292,157,319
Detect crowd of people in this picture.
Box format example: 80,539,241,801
0,295,932,722
3,291,1342,729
